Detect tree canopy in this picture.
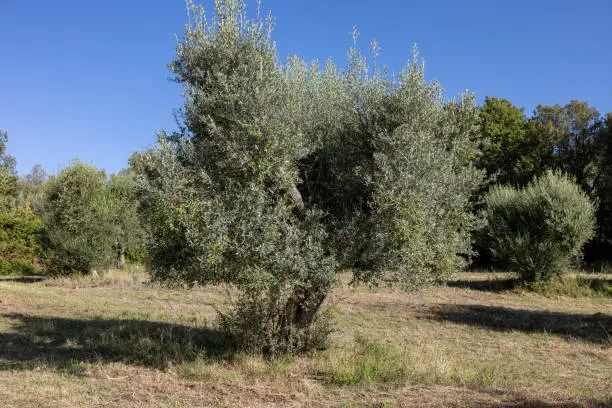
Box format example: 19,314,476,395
133,0,484,355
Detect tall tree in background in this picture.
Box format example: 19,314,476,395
0,130,17,206
16,164,49,215
27,164,48,185
529,101,602,193
478,98,612,261
43,163,114,274
591,114,612,249
479,97,530,186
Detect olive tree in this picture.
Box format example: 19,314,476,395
44,162,145,274
485,171,595,282
134,0,484,356
43,162,114,274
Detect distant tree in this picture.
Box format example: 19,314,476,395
529,101,602,193
0,130,17,205
43,162,146,274
15,164,49,215
479,97,530,186
134,0,484,356
43,162,111,274
591,114,612,248
27,164,48,185
107,171,146,268
0,201,42,275
43,162,115,274
479,99,604,191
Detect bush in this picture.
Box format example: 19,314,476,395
0,203,42,275
217,289,333,358
43,163,116,274
0,259,35,275
528,275,612,298
42,163,145,275
485,171,596,282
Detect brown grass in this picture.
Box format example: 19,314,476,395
0,269,610,407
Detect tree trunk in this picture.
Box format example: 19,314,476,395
280,288,328,352
285,184,305,219
117,248,126,269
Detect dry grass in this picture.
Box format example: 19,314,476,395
0,268,610,407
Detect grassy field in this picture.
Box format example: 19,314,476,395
0,267,610,407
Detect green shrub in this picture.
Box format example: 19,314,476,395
218,289,333,358
43,163,116,274
0,259,35,275
0,203,42,275
42,163,146,275
485,171,596,282
322,335,410,385
528,275,612,298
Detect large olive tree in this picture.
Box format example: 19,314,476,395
134,0,484,356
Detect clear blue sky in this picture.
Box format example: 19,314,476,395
1,0,610,176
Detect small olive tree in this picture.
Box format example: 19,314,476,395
43,163,114,274
485,171,596,282
43,162,145,274
134,0,484,356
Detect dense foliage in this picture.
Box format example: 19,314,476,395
484,171,595,282
478,97,529,186
43,162,144,275
134,0,484,355
477,99,612,260
0,201,42,275
0,130,17,210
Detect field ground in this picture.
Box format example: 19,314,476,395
0,268,610,407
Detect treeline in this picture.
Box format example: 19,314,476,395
478,98,612,260
0,0,609,357
3,102,607,277
0,144,146,275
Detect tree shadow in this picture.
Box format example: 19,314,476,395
0,313,233,371
426,305,612,344
446,278,520,292
0,276,45,284
484,402,608,408
579,278,612,295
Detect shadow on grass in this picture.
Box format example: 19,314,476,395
446,278,520,292
427,305,612,344
484,402,607,408
447,276,611,297
0,313,233,371
580,278,612,294
487,401,610,408
0,276,45,284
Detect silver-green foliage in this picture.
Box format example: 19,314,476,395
485,170,596,282
134,0,484,355
301,38,484,288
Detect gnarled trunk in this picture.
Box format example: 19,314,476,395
279,288,328,352
117,248,126,269
285,184,305,219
